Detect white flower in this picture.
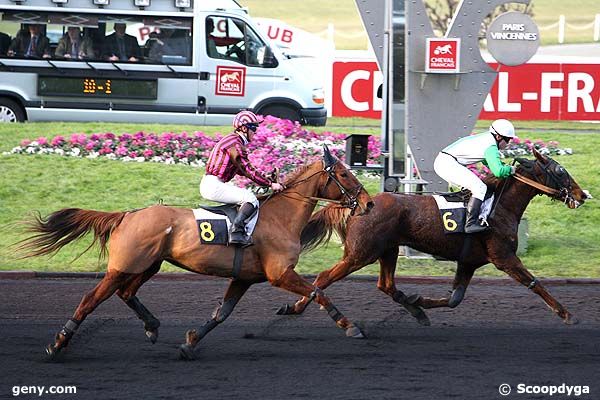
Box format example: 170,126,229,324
86,152,99,159
135,157,145,163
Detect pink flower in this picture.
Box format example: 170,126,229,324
116,146,128,156
20,139,31,146
51,136,65,146
143,149,154,158
85,142,95,151
128,151,138,158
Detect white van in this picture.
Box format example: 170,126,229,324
0,0,327,125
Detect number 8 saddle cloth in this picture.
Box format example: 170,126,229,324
192,204,259,245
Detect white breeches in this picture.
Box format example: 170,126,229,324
200,174,259,207
433,153,487,201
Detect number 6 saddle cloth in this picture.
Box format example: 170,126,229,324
192,204,259,245
433,192,494,234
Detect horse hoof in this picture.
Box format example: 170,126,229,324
276,304,295,315
405,294,422,305
44,345,62,362
146,330,158,344
345,326,365,339
179,344,198,361
414,311,431,326
564,314,579,325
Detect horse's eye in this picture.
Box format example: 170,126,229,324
556,166,565,175
340,172,348,178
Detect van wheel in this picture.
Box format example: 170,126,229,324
0,98,25,123
259,105,301,123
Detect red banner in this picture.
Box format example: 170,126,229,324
332,61,382,119
332,61,600,120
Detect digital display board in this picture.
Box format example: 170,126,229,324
38,77,158,100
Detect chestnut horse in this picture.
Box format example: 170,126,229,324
19,147,374,360
281,149,589,325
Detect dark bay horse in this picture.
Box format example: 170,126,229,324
18,148,374,360
281,149,589,325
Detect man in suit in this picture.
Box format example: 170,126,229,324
55,27,95,60
102,23,141,62
7,24,51,58
0,32,11,56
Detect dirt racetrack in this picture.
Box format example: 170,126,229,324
1,276,599,400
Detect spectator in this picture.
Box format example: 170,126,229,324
102,23,140,62
0,32,10,56
8,24,51,58
206,17,242,59
55,27,95,60
148,28,190,63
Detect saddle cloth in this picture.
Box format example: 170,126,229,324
433,194,494,234
192,205,258,245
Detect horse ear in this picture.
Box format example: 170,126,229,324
322,144,337,169
532,147,547,163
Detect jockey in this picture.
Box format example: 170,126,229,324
433,119,517,233
200,110,284,246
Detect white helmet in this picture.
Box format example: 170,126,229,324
490,119,516,139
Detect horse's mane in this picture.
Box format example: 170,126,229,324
257,163,317,201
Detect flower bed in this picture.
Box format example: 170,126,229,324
5,117,573,186
5,116,381,188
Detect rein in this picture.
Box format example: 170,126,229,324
513,173,561,197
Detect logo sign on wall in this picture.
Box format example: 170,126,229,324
425,38,461,73
486,11,540,66
215,66,246,97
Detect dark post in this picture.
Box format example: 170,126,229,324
345,134,370,167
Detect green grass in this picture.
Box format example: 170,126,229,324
0,120,599,278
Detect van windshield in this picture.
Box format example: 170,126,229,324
0,11,193,65
206,15,277,68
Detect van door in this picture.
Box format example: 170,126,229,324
200,15,278,124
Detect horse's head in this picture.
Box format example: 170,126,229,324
515,148,590,209
319,145,374,215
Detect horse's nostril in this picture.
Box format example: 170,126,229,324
367,201,374,210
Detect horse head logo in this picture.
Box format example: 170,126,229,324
434,44,453,55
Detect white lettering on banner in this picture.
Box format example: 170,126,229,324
541,73,564,112
341,70,371,112
372,72,383,112
498,72,521,112
568,73,596,112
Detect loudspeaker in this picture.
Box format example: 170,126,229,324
345,134,369,167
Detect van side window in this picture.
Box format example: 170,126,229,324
206,16,277,68
0,11,192,65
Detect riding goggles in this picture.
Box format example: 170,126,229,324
244,122,260,131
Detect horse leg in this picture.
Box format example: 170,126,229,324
493,255,577,324
376,248,430,326
412,264,475,309
277,258,356,316
46,270,130,360
179,279,251,361
116,261,162,344
270,265,364,339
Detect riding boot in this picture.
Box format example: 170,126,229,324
229,202,256,246
464,197,488,234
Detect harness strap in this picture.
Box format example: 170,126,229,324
513,173,560,197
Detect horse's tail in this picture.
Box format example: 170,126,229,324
300,205,351,253
18,208,128,259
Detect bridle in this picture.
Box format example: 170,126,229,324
321,160,364,215
513,157,575,205
276,160,365,214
